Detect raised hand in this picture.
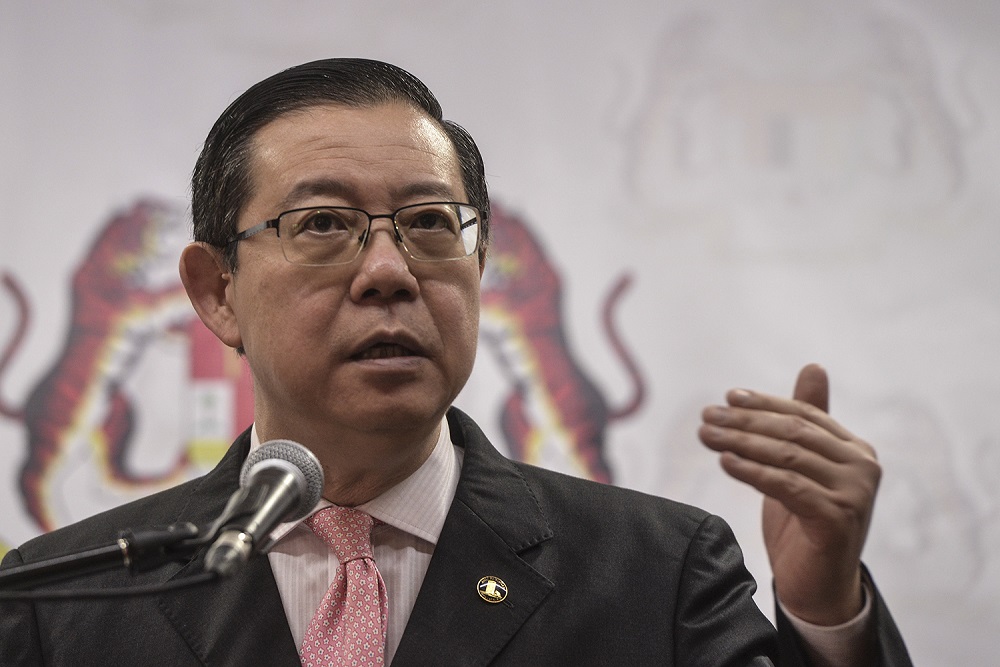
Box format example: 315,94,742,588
698,364,881,625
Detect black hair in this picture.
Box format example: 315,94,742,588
191,58,490,269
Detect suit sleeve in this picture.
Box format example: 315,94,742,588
773,566,914,667
673,513,778,666
0,548,46,666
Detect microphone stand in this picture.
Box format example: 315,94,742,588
0,522,207,591
0,444,311,592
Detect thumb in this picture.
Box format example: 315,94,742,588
793,363,829,413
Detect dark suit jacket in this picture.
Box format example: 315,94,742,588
1,408,910,666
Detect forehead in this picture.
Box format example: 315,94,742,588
245,102,464,213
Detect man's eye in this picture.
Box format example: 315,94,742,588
301,210,351,234
408,210,454,231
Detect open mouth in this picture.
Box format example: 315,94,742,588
352,342,418,361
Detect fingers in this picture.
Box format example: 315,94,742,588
793,363,829,412
723,386,868,454
699,387,882,524
716,451,841,520
701,404,852,465
699,412,881,506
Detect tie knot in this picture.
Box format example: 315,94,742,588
306,505,377,562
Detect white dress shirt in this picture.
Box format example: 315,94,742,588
252,418,462,664
250,416,870,665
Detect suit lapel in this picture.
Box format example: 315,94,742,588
155,430,300,665
152,411,557,665
392,409,556,666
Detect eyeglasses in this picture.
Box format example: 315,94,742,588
225,202,481,265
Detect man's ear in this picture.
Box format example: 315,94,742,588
179,243,243,350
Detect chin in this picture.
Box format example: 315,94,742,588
347,397,445,432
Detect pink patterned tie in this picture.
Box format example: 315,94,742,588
299,506,388,667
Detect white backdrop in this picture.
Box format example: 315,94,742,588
2,1,998,663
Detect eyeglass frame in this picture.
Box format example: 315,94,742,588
223,201,483,265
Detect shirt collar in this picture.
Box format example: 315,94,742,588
248,417,462,547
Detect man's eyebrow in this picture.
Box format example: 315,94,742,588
277,179,461,211
393,182,460,201
277,179,350,210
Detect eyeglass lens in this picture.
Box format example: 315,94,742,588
278,203,478,265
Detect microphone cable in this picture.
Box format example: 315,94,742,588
0,570,219,601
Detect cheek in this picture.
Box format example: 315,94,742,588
438,275,482,368
235,269,343,359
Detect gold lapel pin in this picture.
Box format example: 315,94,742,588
477,575,508,603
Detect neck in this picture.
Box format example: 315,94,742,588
254,416,442,507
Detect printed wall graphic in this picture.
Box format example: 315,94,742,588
0,200,218,531
481,205,645,482
2,4,998,661
625,6,974,259
0,198,643,537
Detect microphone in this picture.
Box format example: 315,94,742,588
204,439,324,576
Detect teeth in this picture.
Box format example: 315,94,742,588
358,343,412,360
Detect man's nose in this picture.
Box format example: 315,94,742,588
350,219,418,300
362,216,403,250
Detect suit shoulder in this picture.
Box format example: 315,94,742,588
13,433,250,562
514,461,715,537
13,468,224,563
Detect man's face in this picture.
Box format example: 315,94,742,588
226,103,482,450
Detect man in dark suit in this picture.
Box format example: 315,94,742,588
1,58,911,665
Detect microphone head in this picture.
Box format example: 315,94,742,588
240,440,324,521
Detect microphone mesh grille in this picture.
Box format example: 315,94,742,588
240,440,325,520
